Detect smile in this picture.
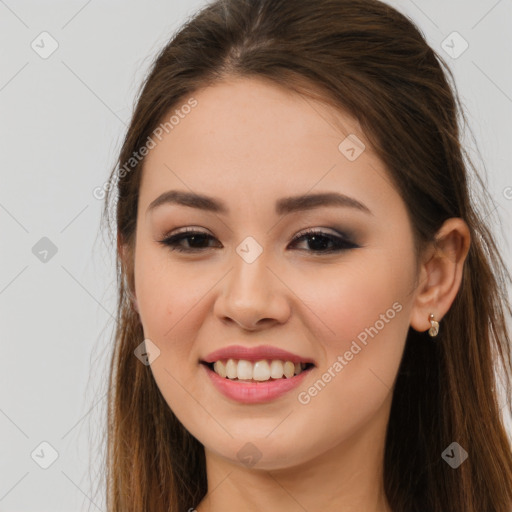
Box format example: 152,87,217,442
206,359,314,381
200,360,315,404
200,344,316,403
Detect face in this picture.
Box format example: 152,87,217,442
132,76,420,470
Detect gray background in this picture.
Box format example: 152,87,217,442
1,1,511,510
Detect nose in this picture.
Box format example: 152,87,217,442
213,246,291,331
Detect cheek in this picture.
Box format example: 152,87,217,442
296,250,413,403
134,246,218,361
291,273,410,449
303,253,412,346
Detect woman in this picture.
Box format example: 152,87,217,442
100,0,512,510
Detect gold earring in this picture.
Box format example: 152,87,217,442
428,313,439,337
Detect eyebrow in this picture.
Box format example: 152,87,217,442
146,190,372,216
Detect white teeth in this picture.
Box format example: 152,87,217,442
283,361,295,379
225,359,237,379
213,360,226,378
211,358,308,381
253,360,271,381
270,360,284,379
237,360,253,380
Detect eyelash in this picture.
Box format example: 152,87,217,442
159,227,359,254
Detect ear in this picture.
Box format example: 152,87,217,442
409,218,471,333
117,233,139,313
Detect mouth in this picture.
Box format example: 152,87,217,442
200,359,316,383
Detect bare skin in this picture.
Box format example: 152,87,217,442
123,76,470,512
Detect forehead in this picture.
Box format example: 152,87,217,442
139,76,396,215
149,76,364,161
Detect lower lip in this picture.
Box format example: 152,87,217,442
202,363,312,404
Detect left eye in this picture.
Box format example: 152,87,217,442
159,227,359,254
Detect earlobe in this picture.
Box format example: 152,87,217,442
409,218,471,334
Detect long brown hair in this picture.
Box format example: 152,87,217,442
100,0,512,510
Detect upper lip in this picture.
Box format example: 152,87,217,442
202,344,316,365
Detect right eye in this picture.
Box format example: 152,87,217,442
159,228,220,253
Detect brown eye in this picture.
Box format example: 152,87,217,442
160,228,220,253
289,229,359,253
159,227,359,254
